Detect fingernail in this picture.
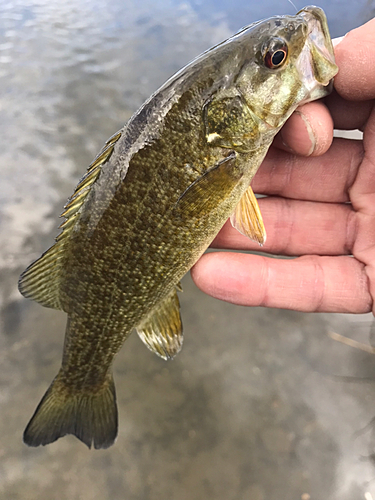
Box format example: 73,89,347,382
297,112,316,156
280,111,316,156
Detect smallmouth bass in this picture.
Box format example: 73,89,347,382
19,6,338,449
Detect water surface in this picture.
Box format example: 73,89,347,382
1,1,375,499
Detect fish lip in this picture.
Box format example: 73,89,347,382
298,6,338,80
295,6,338,103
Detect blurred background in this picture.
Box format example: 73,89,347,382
1,0,375,499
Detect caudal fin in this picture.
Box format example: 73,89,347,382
23,373,118,449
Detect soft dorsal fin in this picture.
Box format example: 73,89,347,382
230,185,266,245
18,131,122,310
136,287,183,360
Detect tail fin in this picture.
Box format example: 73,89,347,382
23,373,118,449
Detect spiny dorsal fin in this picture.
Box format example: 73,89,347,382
136,287,183,360
61,130,121,220
230,185,266,245
18,130,122,310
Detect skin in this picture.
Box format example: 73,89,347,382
191,18,375,316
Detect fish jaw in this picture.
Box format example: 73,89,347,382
296,6,338,103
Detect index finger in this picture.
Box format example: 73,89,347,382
333,18,375,101
252,137,363,203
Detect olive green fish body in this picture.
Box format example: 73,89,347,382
50,48,274,387
19,6,338,449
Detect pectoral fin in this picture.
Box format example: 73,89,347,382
175,152,242,218
136,288,183,360
230,185,266,245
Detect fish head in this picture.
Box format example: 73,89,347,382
234,5,338,130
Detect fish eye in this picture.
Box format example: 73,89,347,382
266,48,287,68
262,38,288,69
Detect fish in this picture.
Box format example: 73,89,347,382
18,6,338,449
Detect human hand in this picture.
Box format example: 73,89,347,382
191,18,375,315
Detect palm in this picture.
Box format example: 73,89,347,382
191,19,375,315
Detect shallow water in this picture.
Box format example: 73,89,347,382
1,1,375,499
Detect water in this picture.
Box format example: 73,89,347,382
1,1,375,499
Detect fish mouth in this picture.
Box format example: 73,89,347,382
296,6,338,102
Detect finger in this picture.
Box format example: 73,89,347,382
354,210,375,316
333,18,375,101
212,198,355,256
349,106,375,315
350,106,375,214
274,101,334,156
325,89,373,130
191,253,371,313
252,137,363,202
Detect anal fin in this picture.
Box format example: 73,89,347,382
230,185,266,245
136,288,183,360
